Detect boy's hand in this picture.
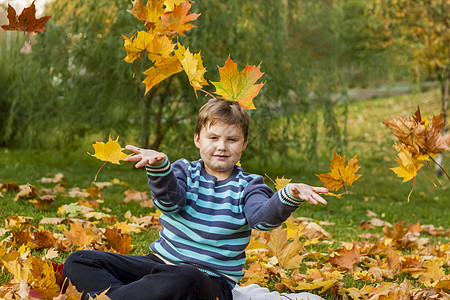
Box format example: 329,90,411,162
125,145,166,168
288,183,328,205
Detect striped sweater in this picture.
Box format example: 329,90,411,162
146,157,304,284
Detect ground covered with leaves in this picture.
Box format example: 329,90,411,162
0,90,449,299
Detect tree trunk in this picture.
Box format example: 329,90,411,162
435,65,449,177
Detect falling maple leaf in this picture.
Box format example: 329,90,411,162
384,107,450,200
88,135,131,181
128,0,165,31
174,42,208,95
211,56,265,110
390,143,426,182
1,1,51,37
143,55,183,94
122,31,155,64
315,152,362,192
274,176,292,191
384,107,450,157
163,0,187,12
160,0,201,37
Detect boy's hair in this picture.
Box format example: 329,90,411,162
195,98,250,140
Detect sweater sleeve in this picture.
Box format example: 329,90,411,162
243,176,305,231
146,157,187,214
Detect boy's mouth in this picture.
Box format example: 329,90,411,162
214,155,229,159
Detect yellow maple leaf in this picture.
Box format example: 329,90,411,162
295,278,335,293
267,226,303,269
174,42,207,95
88,135,130,181
163,0,187,12
275,176,291,191
89,135,130,165
122,31,155,64
128,0,164,31
315,152,362,192
143,56,183,94
390,143,426,183
146,34,176,63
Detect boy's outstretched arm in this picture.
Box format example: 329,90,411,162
288,183,328,205
125,145,166,168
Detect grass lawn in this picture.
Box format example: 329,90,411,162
0,88,449,298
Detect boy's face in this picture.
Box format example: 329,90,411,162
194,121,247,180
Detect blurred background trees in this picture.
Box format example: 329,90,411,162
0,0,445,169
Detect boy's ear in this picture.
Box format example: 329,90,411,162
194,133,201,149
242,139,248,151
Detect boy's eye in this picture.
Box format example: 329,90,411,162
209,137,217,140
228,138,237,142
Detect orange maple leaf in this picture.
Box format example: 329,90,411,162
315,152,362,192
211,56,265,110
1,1,51,35
160,0,201,37
128,0,165,31
104,227,134,255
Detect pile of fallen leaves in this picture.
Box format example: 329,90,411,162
242,216,450,299
1,175,449,299
0,177,161,299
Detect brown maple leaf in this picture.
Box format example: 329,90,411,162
383,108,427,154
327,243,362,273
1,1,51,35
425,112,450,154
32,230,58,249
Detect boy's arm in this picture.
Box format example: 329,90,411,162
243,177,327,231
125,145,187,213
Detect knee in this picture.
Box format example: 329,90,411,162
63,250,95,278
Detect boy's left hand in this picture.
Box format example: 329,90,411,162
288,183,328,205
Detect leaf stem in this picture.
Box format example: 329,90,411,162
418,169,437,187
199,88,215,99
407,176,416,202
94,160,108,182
430,156,450,180
23,31,31,44
94,149,114,182
264,173,276,186
133,50,147,78
337,168,347,194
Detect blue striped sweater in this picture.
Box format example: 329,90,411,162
146,157,304,284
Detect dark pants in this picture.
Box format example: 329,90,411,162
62,250,233,300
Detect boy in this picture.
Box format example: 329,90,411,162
63,98,328,300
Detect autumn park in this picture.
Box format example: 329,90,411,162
0,0,449,299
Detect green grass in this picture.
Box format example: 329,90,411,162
0,89,449,298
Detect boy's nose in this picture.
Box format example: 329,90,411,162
216,140,226,150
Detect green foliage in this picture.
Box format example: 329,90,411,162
0,0,412,165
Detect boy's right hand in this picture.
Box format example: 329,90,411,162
125,145,166,168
